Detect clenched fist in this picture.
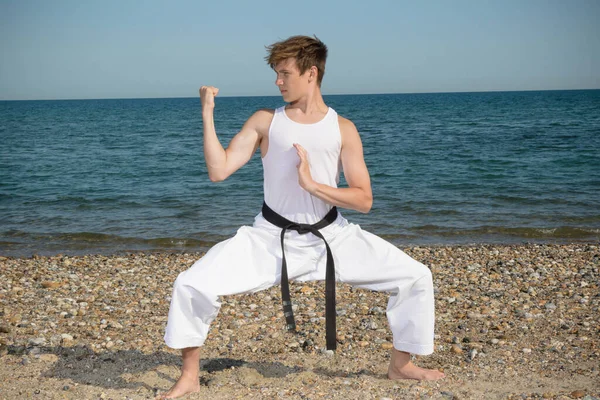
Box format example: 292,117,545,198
199,86,219,110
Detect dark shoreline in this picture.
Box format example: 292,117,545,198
2,237,600,259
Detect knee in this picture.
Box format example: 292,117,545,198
172,270,193,295
172,269,215,303
420,264,433,281
173,270,186,285
414,264,433,291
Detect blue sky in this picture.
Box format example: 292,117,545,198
1,0,599,100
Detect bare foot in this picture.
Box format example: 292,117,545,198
388,360,445,380
155,373,201,399
387,349,445,381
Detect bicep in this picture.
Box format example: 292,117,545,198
223,112,265,174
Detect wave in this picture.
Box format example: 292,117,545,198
410,225,600,239
0,230,226,258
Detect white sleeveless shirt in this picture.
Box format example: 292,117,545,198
262,106,342,224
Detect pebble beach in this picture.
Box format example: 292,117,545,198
1,243,599,399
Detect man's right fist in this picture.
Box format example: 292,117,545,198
200,86,219,109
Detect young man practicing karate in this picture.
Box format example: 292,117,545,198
157,35,444,399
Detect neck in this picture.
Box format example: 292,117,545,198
287,86,327,114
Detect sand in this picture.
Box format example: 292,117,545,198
1,243,599,399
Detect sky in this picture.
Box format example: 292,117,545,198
1,0,599,100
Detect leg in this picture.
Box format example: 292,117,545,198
164,226,279,349
328,223,444,380
159,226,280,396
155,347,201,399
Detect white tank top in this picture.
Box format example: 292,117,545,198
262,106,342,224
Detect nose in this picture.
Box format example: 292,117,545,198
275,77,283,86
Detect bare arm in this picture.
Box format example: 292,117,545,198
200,86,270,182
295,116,373,213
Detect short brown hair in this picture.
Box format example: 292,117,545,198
265,35,328,87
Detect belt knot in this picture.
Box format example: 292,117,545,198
287,223,313,235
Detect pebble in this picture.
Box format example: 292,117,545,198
469,348,478,360
28,337,46,346
41,281,62,289
451,344,463,354
322,350,334,357
108,321,123,329
369,306,385,315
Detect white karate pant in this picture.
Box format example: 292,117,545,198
164,212,435,355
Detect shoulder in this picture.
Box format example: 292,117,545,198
336,114,359,138
246,108,275,135
250,108,275,121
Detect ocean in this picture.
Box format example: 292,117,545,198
1,90,599,257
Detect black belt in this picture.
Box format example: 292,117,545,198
261,202,339,351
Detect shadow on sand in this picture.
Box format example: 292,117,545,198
9,344,381,393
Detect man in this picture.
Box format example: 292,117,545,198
157,35,444,399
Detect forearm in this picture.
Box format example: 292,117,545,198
202,108,227,181
309,183,373,213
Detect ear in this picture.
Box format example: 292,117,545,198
309,66,318,81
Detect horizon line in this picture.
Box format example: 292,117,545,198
1,87,598,102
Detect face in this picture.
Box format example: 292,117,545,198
274,58,311,102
